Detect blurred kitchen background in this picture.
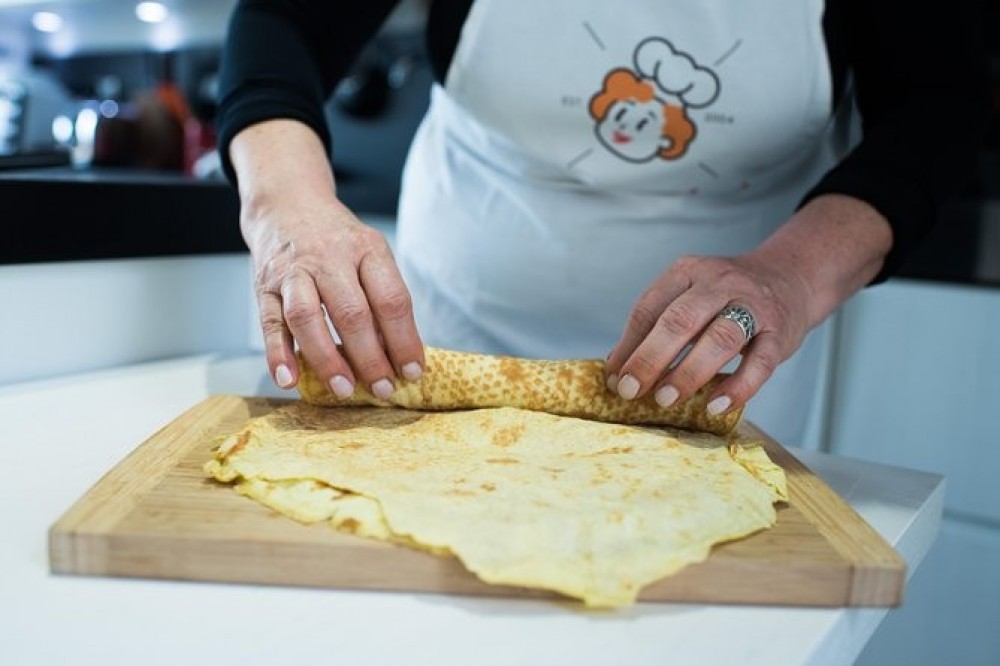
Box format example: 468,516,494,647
0,0,431,196
1,1,999,664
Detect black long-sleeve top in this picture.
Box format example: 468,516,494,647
216,0,989,283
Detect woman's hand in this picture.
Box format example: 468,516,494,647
605,194,894,414
604,253,813,416
231,119,424,395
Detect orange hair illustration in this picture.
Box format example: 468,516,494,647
589,69,696,160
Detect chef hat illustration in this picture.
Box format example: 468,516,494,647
633,37,720,109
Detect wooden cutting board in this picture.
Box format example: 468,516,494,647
49,394,905,607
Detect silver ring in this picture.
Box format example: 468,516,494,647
718,304,757,344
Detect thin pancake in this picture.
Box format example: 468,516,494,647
205,403,785,607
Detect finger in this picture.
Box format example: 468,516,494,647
605,271,690,390
708,332,785,415
315,266,397,399
279,269,356,398
257,290,298,389
615,288,726,400
656,309,749,407
358,250,425,381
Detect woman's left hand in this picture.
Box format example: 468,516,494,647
604,252,814,415
604,194,894,416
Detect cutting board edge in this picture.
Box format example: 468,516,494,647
48,529,891,608
845,562,907,606
743,422,907,577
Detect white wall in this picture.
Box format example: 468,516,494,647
3,217,396,387
0,254,252,386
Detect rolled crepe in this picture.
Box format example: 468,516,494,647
297,346,742,435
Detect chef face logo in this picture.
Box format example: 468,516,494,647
589,37,720,163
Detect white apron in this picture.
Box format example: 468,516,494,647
395,0,849,445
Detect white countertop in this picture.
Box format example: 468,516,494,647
0,354,944,666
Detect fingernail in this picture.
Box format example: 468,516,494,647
329,375,354,399
617,374,640,400
371,378,395,400
274,364,294,389
606,373,618,392
655,384,679,408
402,362,423,382
707,395,731,416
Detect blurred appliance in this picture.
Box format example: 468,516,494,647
0,69,72,168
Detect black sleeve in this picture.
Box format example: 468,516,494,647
802,0,990,283
215,0,400,185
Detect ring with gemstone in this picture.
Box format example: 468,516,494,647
717,304,757,344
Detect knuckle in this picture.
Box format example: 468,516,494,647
627,299,662,333
255,257,282,292
283,301,324,329
259,311,288,337
715,266,752,292
353,226,389,255
756,354,780,377
253,270,268,293
672,254,702,273
657,302,700,337
757,281,778,302
366,227,391,248
374,290,412,322
329,301,371,333
706,320,747,350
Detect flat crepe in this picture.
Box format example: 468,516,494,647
205,404,786,608
297,347,741,435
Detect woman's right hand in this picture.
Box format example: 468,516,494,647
231,119,424,396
